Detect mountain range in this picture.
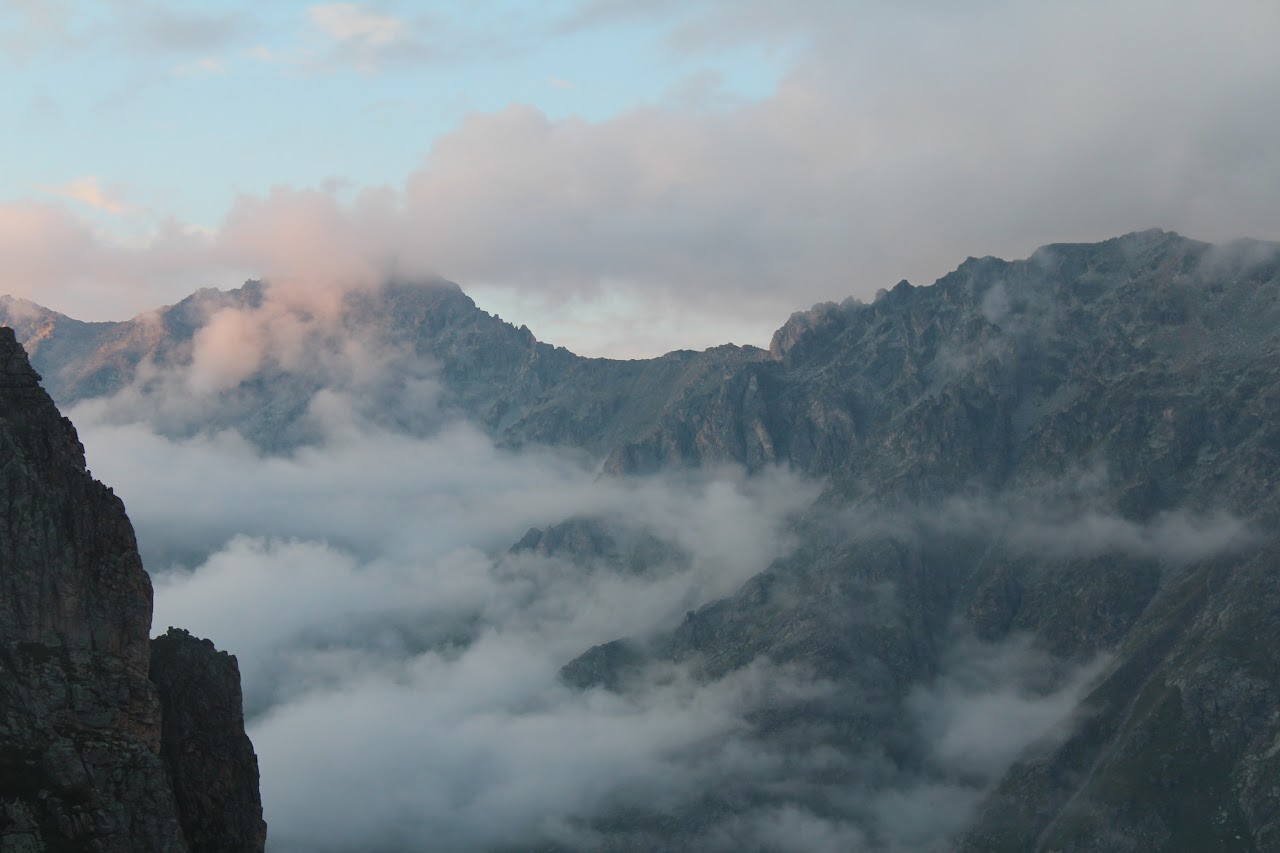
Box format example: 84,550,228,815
2,228,1278,850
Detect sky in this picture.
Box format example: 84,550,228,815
3,0,1279,356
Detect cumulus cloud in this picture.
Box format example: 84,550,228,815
0,199,226,319
5,0,1279,355
393,0,1280,340
0,188,403,323
216,186,403,291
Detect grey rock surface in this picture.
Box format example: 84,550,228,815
150,628,267,853
550,231,1280,849
0,327,264,852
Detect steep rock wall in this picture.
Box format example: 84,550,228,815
0,327,264,852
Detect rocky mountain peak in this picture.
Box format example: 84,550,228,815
768,300,846,358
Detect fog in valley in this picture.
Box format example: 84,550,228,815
54,283,1244,851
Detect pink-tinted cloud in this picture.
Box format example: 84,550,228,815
38,176,134,215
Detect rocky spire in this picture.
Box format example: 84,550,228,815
0,327,265,851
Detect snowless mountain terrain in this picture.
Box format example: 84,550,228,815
3,229,1279,850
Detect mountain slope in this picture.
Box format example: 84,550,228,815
0,328,265,851
554,230,1280,848
4,229,1279,849
0,281,767,456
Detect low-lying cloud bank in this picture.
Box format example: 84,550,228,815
65,349,1258,850
78,401,823,849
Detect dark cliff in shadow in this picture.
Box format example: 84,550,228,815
0,327,265,852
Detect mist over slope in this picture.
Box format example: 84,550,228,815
4,229,1279,850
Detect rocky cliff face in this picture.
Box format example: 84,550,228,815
0,327,264,852
150,628,267,853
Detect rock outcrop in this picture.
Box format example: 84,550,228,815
0,327,264,852
150,628,267,853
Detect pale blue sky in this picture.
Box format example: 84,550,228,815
3,0,1279,356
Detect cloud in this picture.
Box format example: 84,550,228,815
246,654,833,851
0,2,253,63
61,311,1240,850
701,804,871,853
392,0,1280,315
4,2,1275,846
48,318,873,849
38,176,133,215
925,494,1259,566
862,632,1108,850
0,0,82,60
186,306,267,393
308,3,404,47
0,199,227,320
172,56,225,76
126,5,251,54
70,386,818,849
6,0,1280,357
215,185,402,289
243,44,290,66
65,336,1158,851
908,634,1106,778
827,465,1261,569
240,3,442,74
